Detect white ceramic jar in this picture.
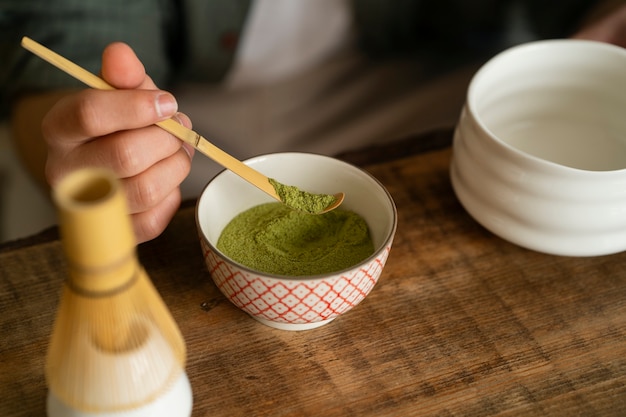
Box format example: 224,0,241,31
451,40,626,256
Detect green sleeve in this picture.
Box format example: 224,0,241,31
0,0,178,117
0,0,252,118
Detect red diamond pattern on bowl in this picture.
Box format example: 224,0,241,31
201,240,390,326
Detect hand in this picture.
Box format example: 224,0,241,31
573,3,626,48
42,42,195,243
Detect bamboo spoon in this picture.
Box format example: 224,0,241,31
21,36,344,214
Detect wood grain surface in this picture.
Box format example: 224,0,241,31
1,134,626,416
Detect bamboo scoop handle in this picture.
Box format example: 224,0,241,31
21,36,281,201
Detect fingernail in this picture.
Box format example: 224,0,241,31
182,143,194,160
172,113,194,160
172,112,192,128
155,93,178,118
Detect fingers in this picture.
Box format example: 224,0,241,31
46,124,183,180
42,89,178,148
41,41,195,243
45,116,194,243
121,143,193,214
130,188,183,243
121,115,194,243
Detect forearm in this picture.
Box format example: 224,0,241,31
573,0,626,46
578,0,626,27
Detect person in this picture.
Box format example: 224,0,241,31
1,0,625,243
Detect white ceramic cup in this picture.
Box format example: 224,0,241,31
196,152,397,330
451,40,626,256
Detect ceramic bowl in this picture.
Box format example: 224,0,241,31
196,152,397,330
451,40,626,256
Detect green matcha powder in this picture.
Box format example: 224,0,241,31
268,178,336,214
216,202,375,276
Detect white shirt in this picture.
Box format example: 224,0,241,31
226,0,354,88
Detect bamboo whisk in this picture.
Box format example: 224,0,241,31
47,168,187,413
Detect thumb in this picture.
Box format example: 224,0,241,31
100,42,158,90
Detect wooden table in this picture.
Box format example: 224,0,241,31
2,130,625,416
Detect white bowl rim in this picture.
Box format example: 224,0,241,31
466,39,626,176
195,151,398,281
